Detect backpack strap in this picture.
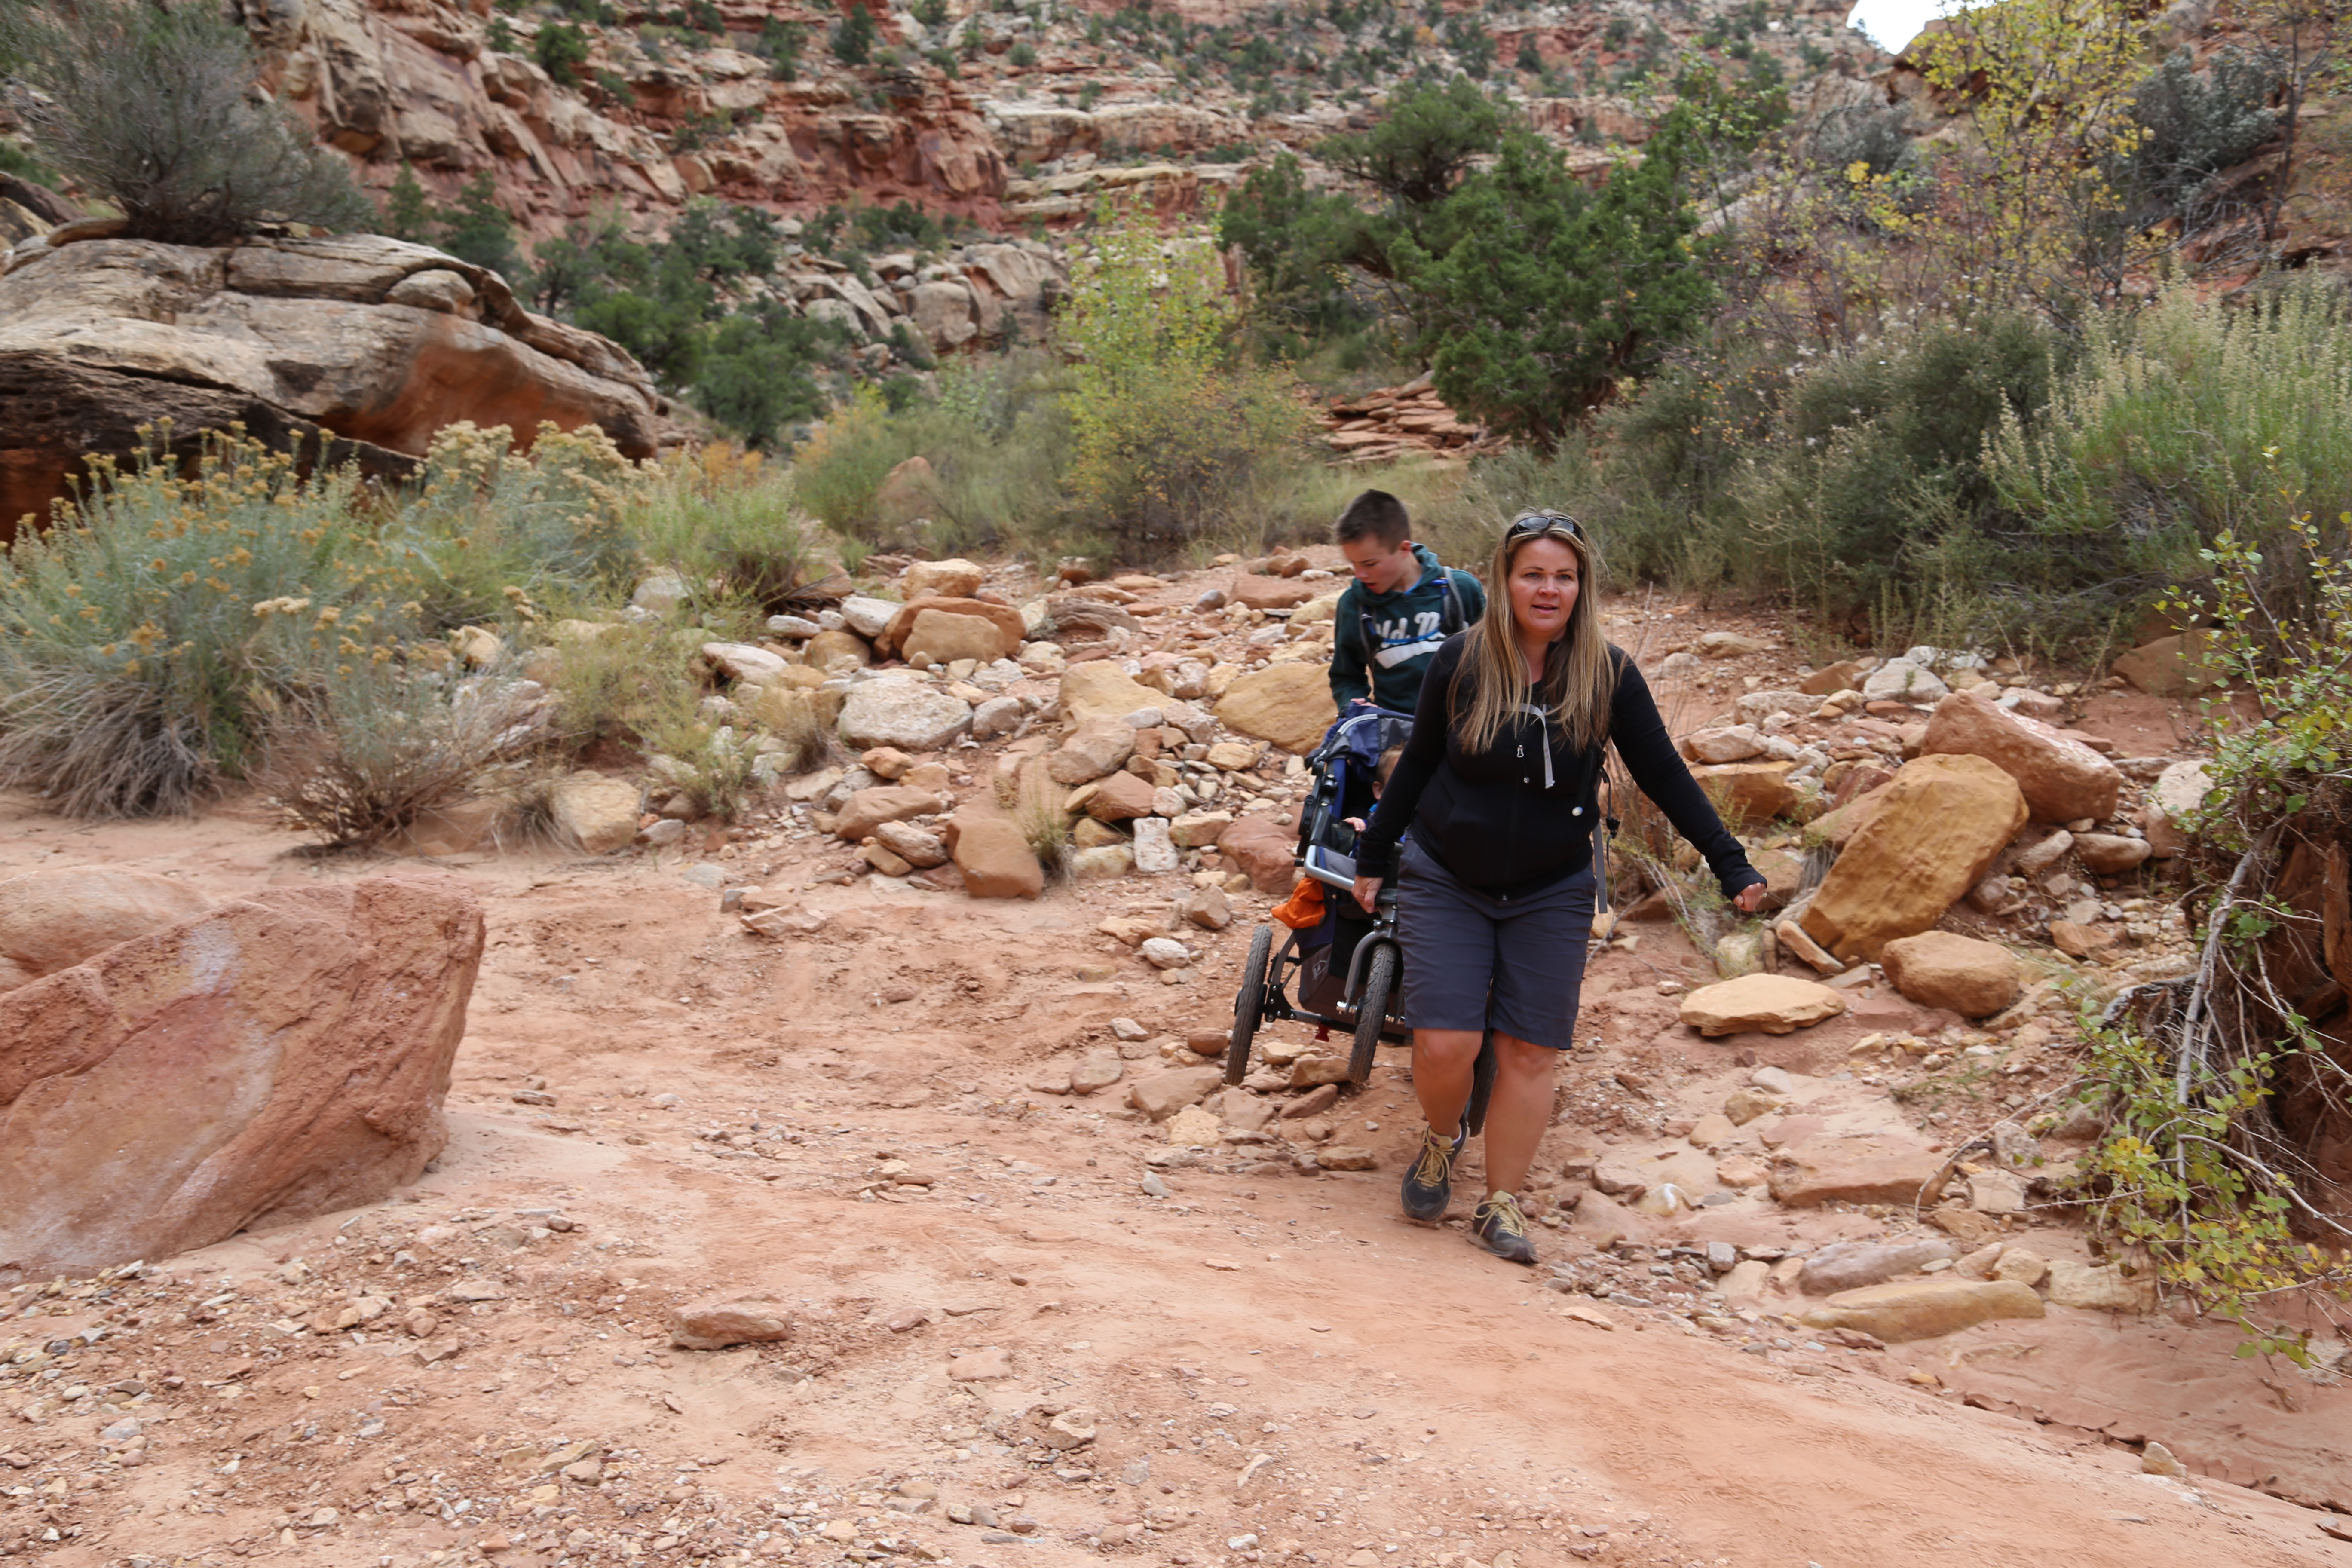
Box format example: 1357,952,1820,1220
1434,568,1465,637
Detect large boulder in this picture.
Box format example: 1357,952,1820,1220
1690,761,1798,827
1799,1239,1957,1295
838,678,974,750
0,866,212,992
1228,573,1317,611
1219,812,1299,894
1048,718,1137,785
833,785,945,842
1127,1065,1224,1121
902,609,1011,668
1217,664,1335,754
901,558,985,600
1080,770,1158,822
1920,690,2122,824
1058,662,1167,725
1799,754,2027,962
2141,760,2214,858
1678,974,1847,1036
2111,631,2221,696
0,875,482,1281
545,772,643,854
946,806,1044,899
0,235,657,536
1879,931,2022,1018
877,595,1026,659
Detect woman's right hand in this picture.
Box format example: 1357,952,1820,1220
1353,875,1383,914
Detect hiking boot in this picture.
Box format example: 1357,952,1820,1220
1400,1125,1466,1222
1471,1191,1537,1265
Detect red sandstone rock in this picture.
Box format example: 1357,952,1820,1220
0,866,212,992
0,875,483,1281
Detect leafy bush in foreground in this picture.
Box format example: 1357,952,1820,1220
0,429,405,815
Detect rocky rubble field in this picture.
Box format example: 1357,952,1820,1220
3,551,2350,1568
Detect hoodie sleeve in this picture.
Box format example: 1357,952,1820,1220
1608,656,1764,902
1329,584,1372,708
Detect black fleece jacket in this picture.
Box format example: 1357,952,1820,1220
1355,637,1764,902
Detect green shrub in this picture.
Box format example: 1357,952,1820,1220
535,20,592,84
533,200,839,446
540,621,669,751
754,18,805,79
395,421,647,631
0,0,372,243
794,355,1077,556
1984,279,2352,636
379,167,524,279
1737,312,2067,631
2070,521,2352,1353
696,306,839,448
0,430,405,816
1060,209,1311,560
628,457,840,619
2116,48,2281,223
1400,122,1714,452
833,4,876,64
0,136,57,189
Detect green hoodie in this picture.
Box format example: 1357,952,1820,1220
1329,543,1487,713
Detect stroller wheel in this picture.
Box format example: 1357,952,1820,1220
1347,943,1397,1086
1225,925,1274,1086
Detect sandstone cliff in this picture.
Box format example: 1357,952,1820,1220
0,227,658,534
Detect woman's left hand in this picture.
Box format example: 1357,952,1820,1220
1733,882,1769,915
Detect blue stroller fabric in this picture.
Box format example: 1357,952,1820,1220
1291,707,1415,1009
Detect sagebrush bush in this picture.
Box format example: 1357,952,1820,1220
257,662,546,851
793,355,1077,558
0,429,407,816
540,621,671,751
2116,48,2282,223
397,421,646,630
0,0,373,243
630,448,841,618
1985,278,2352,632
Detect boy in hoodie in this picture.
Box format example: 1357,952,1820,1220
1329,489,1487,714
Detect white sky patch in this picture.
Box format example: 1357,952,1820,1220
1845,0,1966,53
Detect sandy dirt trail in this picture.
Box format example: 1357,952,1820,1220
4,805,2347,1568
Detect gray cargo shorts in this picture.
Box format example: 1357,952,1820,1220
1395,836,1596,1051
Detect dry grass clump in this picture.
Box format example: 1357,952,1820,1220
255,664,547,852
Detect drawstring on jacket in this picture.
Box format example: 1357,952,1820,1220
1516,703,1553,790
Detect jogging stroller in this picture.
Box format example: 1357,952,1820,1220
1225,707,1619,1134
1224,706,1432,1095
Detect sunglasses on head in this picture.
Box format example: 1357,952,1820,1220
1506,510,1584,541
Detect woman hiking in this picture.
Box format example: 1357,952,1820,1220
1350,511,1770,1264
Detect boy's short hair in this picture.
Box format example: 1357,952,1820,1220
1334,489,1412,550
1373,744,1405,791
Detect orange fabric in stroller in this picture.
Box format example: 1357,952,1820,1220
1271,878,1326,929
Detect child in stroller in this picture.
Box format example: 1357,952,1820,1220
1222,706,1418,1090
1296,736,1403,1015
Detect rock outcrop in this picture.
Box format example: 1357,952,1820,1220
0,232,659,534
0,874,483,1282
1919,690,2122,824
0,866,213,992
1799,754,2027,961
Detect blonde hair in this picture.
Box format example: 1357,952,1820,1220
1449,514,1615,756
